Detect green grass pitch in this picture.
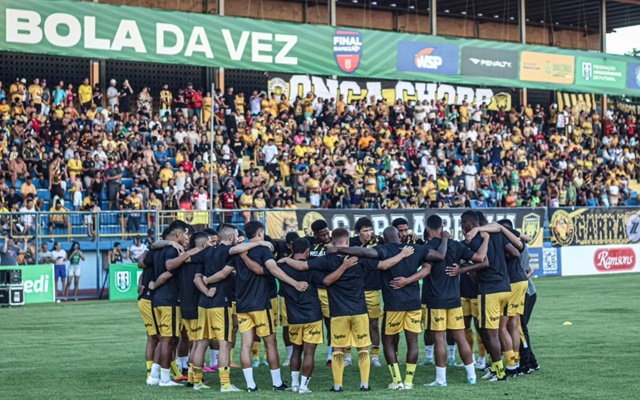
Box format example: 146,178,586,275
2,274,640,400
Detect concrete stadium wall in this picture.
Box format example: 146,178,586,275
97,0,599,51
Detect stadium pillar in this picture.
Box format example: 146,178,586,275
518,0,527,106
210,0,225,92
429,0,437,35
329,0,337,26
600,0,607,114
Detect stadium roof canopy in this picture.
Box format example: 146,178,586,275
290,0,640,34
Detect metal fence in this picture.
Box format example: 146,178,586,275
0,209,267,299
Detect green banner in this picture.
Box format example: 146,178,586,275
108,263,140,301
0,264,54,304
2,0,640,96
575,56,627,89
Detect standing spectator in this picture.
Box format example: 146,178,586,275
463,160,477,192
193,186,210,211
128,236,147,263
263,138,279,176
40,79,51,116
137,87,152,113
28,78,43,114
48,200,69,235
105,158,123,210
1,236,24,266
106,79,119,109
109,242,125,264
38,242,54,264
119,80,133,121
78,78,93,112
51,242,68,299
191,89,204,121
64,242,85,300
159,84,172,120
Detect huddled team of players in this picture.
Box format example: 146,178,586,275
137,210,540,393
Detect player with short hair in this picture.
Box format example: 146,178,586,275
393,217,425,245
149,231,211,387
448,211,519,382
276,231,300,367
281,228,372,391
335,226,447,390
234,220,308,392
145,221,202,387
466,219,532,375
305,219,333,365
278,238,329,393
416,215,488,386
190,223,273,391
350,217,384,367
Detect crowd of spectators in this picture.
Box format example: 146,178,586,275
0,74,638,231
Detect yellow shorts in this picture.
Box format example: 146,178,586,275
197,306,233,341
183,318,200,341
330,314,371,348
477,291,510,330
279,297,289,327
237,309,275,337
138,299,158,336
231,301,237,316
424,307,465,331
153,305,182,338
289,320,323,346
461,297,479,319
508,281,528,317
365,290,382,319
269,297,279,328
383,310,422,335
318,289,330,319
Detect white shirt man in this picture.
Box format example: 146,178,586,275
194,191,209,210
262,142,278,165
107,80,119,107
128,242,147,262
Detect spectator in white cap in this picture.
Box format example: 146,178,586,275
107,79,119,108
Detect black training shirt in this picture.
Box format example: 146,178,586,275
308,253,370,318
467,233,511,295
234,246,275,313
278,262,325,325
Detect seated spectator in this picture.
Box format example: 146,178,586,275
48,200,69,235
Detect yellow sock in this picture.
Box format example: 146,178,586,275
478,336,487,357
251,342,260,359
193,366,203,385
188,363,194,384
170,360,183,378
491,360,505,379
514,351,520,364
372,347,380,357
332,351,344,387
404,363,417,386
503,350,516,367
358,350,370,388
219,367,231,388
146,360,152,378
464,329,475,352
388,362,401,385
230,348,235,362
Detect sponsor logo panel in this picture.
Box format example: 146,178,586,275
520,51,575,84
575,56,626,89
397,41,459,75
460,47,519,79
333,30,363,74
